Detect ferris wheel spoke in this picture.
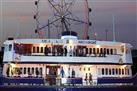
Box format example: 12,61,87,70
48,0,61,15
64,0,75,15
39,18,61,30
65,17,88,24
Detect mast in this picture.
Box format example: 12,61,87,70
112,14,116,42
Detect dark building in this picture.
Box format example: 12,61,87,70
132,49,137,75
0,47,4,67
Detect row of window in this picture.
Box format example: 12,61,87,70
13,67,43,76
32,46,118,56
79,67,130,76
100,68,130,76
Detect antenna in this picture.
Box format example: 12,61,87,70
112,14,116,42
105,29,108,41
48,20,50,39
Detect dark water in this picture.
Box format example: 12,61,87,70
0,86,137,91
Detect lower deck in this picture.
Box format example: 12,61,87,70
2,63,132,85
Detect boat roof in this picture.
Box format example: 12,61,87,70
4,38,132,47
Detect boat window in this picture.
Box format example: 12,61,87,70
102,68,104,75
33,47,36,53
88,68,90,71
84,68,86,71
127,68,130,75
79,67,82,71
107,49,109,55
114,49,117,54
32,68,34,74
122,69,124,75
105,68,108,75
125,68,127,75
86,48,89,54
97,48,99,54
89,48,92,54
119,68,121,75
100,48,103,54
48,47,51,53
35,67,39,76
116,68,118,75
112,68,115,75
98,68,101,75
9,44,12,51
28,67,30,75
93,48,96,54
104,48,106,54
41,47,43,53
24,68,26,74
19,68,22,74
39,67,43,75
109,69,111,75
110,49,113,55
37,47,39,53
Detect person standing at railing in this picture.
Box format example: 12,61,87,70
69,46,73,56
64,47,67,56
72,69,75,78
84,73,88,85
89,73,93,85
60,67,65,78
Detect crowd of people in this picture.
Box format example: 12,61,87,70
14,43,116,57
42,45,115,57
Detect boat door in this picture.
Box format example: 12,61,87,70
46,65,60,85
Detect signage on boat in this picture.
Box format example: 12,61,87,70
78,40,96,44
42,39,64,44
42,39,96,44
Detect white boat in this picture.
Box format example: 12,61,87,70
2,31,133,86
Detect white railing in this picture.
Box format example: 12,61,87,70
20,55,122,63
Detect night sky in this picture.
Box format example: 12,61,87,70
0,0,137,49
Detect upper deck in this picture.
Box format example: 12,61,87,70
3,39,133,64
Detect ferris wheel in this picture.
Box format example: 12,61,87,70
34,0,91,39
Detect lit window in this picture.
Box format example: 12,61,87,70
84,68,86,71
88,68,90,71
79,68,82,71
